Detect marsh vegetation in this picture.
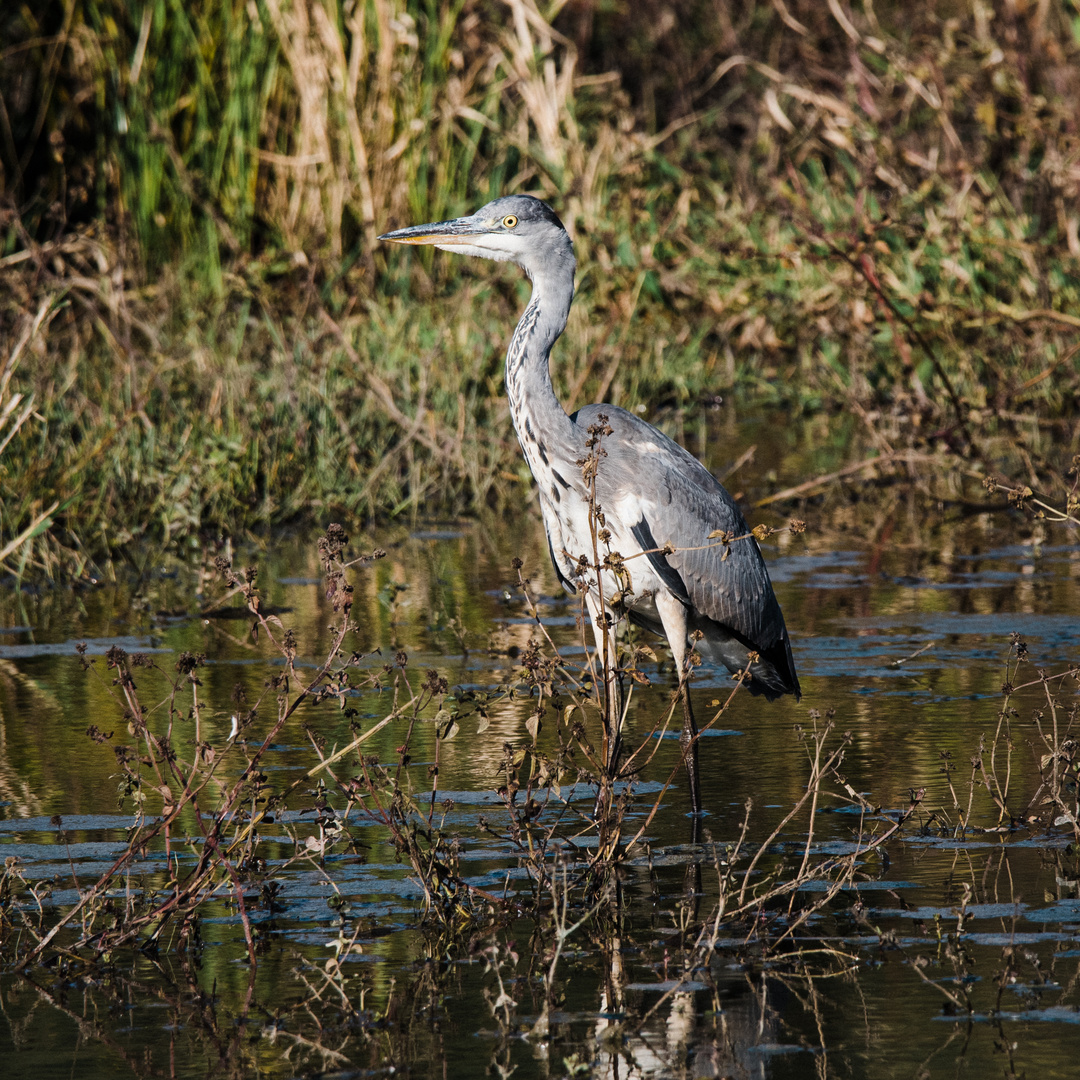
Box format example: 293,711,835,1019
1,1,1079,1076
2,0,1078,572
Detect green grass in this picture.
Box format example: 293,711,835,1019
2,1,1079,575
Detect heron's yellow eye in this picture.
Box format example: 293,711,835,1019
502,214,518,229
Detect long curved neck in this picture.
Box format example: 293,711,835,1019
504,262,577,463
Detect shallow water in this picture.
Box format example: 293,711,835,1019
1,495,1079,1078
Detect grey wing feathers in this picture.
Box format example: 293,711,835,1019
654,463,786,651
581,405,787,653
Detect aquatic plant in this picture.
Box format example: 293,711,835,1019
0,520,882,961
1,520,1079,1076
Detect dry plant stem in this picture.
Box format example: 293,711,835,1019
941,757,964,825
613,709,692,850
295,921,368,1014
985,711,1013,822
263,1028,351,1070
427,716,443,826
522,802,579,895
994,483,1080,528
787,724,839,910
755,451,954,507
197,580,250,617
538,856,610,1013
619,526,796,562
752,790,925,953
703,805,754,934
615,692,681,782
321,308,453,462
910,955,972,1013
963,747,981,833
1,296,55,392
227,698,416,857
29,778,235,963
737,724,848,909
1026,671,1080,836
0,501,60,570
135,694,417,951
340,721,512,914
979,648,1037,822
514,569,589,699
581,419,620,776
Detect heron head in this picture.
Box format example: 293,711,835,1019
379,195,574,277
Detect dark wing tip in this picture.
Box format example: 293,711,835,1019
746,632,800,701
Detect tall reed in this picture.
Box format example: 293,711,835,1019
1,2,1077,568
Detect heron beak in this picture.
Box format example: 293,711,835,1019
378,215,489,247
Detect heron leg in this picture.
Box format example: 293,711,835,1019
655,593,702,815
679,679,702,815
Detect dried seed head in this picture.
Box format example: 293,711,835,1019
325,523,349,547
175,652,204,675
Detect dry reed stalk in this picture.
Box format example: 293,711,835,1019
262,0,342,253
0,298,61,570
500,0,578,172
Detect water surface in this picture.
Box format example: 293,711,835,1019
0,495,1078,1079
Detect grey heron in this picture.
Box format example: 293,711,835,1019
380,195,799,813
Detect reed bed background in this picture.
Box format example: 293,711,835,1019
2,0,1079,575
